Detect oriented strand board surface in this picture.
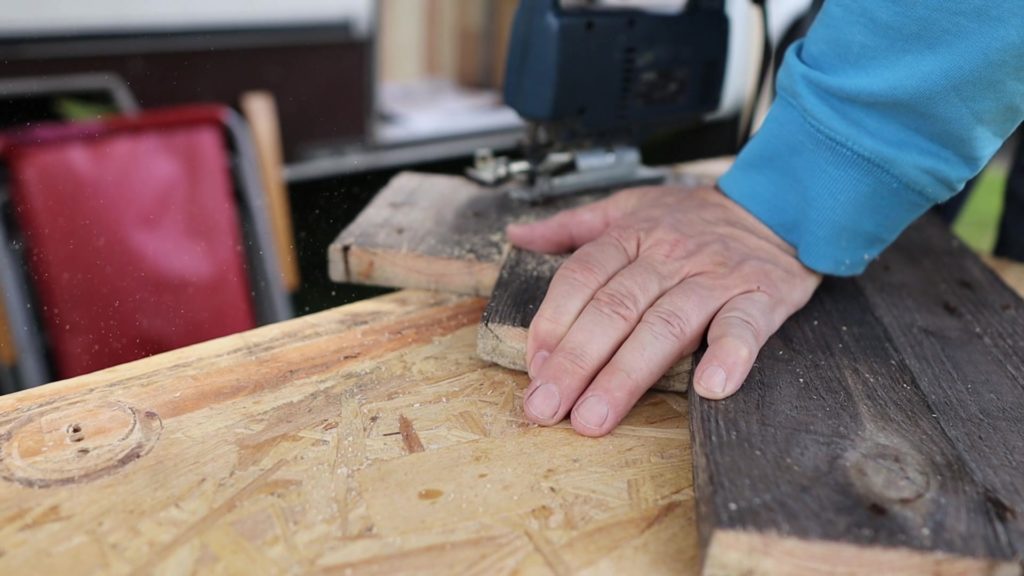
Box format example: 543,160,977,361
478,248,691,393
692,216,1024,575
0,290,697,575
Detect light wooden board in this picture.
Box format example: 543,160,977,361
0,298,14,367
692,216,1024,575
478,248,691,393
982,254,1024,298
327,172,605,297
327,161,723,298
0,290,697,575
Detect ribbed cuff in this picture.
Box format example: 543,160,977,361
718,95,935,276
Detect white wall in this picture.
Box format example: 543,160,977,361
0,0,373,37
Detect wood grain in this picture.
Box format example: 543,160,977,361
479,248,691,393
692,217,1024,575
327,163,723,298
328,172,604,297
0,289,697,574
857,217,1024,557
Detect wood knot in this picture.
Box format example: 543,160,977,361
845,442,931,504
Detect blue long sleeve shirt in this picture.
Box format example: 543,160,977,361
718,1,1024,275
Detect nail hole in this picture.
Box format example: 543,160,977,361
67,423,82,435
585,19,595,31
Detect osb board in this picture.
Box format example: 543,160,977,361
0,290,697,575
327,159,726,297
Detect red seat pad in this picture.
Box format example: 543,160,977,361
7,123,256,378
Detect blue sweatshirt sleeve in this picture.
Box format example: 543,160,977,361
717,1,1024,275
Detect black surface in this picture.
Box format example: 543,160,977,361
997,135,1024,261
0,25,370,161
288,158,476,316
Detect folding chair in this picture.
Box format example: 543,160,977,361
0,105,291,390
0,72,141,393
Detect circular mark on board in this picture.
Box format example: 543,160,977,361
0,400,162,488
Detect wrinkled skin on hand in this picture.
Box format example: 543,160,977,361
506,186,821,437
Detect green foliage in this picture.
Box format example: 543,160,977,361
953,165,1007,253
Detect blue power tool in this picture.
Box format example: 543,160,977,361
467,0,730,201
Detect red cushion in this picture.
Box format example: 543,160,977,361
7,121,256,378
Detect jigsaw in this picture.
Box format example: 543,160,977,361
467,0,817,202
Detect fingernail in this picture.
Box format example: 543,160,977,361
700,365,728,395
525,382,560,421
529,350,549,378
574,396,609,429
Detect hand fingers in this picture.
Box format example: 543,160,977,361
524,231,638,372
693,291,790,399
523,258,676,426
506,195,622,254
567,279,730,436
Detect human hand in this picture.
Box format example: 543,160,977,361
506,186,821,437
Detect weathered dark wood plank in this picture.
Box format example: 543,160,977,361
478,247,691,392
857,217,1024,555
691,217,1024,575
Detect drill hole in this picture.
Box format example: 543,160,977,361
66,423,85,443
585,19,595,31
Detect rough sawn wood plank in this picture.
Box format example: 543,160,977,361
328,172,603,296
479,247,692,393
691,216,1024,576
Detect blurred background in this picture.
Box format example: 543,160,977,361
0,0,534,392
0,0,1018,393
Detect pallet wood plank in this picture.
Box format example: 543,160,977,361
0,289,697,574
691,217,1024,575
857,217,1024,554
328,163,723,297
327,172,601,296
479,248,691,392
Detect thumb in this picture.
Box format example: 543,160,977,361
506,196,619,254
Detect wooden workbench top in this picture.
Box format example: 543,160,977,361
0,290,696,575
